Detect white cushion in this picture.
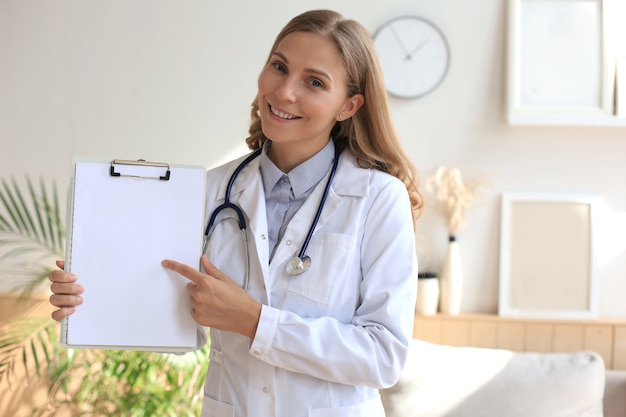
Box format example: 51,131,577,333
380,339,605,417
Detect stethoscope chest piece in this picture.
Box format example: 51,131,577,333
285,255,311,276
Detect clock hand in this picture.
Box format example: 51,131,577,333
389,25,411,58
406,39,429,60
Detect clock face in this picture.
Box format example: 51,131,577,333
373,16,450,99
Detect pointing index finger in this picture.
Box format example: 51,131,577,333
161,259,202,283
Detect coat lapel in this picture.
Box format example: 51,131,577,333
215,155,271,299
232,157,270,273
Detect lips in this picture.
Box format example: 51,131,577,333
269,104,301,120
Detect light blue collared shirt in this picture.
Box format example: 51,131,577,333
259,140,335,261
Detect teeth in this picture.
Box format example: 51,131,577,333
270,105,299,120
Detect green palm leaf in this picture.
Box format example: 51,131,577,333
0,177,65,295
0,316,58,385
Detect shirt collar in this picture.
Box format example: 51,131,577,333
259,139,335,198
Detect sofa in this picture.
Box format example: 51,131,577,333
380,339,626,417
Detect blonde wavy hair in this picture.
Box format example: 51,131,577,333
245,9,423,226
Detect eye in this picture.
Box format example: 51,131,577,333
272,62,287,73
308,78,324,88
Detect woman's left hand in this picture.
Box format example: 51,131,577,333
161,256,262,340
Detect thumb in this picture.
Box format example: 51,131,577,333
200,256,228,281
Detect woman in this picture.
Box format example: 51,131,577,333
50,9,423,417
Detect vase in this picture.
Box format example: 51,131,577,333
416,272,439,315
439,236,463,315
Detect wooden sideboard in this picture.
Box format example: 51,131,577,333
0,293,49,321
414,313,626,370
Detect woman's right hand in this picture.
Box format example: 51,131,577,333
49,260,84,322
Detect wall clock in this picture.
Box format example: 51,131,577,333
373,16,450,99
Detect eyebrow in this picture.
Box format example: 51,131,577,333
272,51,333,83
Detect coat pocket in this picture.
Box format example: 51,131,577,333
287,233,355,304
201,396,235,417
308,396,385,417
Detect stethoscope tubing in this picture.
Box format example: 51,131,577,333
296,147,340,259
204,148,263,235
202,144,340,286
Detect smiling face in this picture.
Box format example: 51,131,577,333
257,31,363,171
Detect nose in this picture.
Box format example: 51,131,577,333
274,76,298,103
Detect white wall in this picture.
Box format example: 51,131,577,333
1,0,625,317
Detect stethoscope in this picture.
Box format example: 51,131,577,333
203,145,340,290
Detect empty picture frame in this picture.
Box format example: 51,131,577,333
506,0,613,124
499,192,599,319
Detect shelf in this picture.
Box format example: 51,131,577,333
507,114,626,127
414,313,626,370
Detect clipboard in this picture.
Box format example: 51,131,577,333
61,158,206,352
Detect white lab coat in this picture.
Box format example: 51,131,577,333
199,149,417,417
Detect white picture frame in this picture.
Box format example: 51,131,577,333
506,0,623,125
499,192,599,319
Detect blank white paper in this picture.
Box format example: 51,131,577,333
61,159,206,351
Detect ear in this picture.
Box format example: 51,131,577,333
337,93,364,121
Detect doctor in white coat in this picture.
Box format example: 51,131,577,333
49,9,423,417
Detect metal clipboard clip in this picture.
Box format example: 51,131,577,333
110,159,171,181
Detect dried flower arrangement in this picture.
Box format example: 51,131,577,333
425,166,488,238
